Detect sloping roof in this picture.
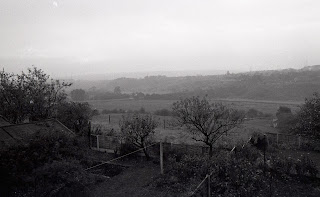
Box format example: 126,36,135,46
0,119,75,149
0,115,11,127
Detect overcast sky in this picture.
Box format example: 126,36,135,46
0,0,320,77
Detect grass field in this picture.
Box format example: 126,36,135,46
86,98,301,115
91,113,279,146
88,98,294,146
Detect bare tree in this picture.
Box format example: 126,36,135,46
172,96,244,157
119,113,158,159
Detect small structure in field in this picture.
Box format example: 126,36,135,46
0,119,74,149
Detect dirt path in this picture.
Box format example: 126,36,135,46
90,161,171,197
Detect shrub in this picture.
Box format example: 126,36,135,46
272,156,295,174
271,155,318,177
154,108,173,116
33,160,104,196
295,156,318,177
153,146,269,196
91,109,100,116
153,153,212,193
246,108,272,118
0,132,105,196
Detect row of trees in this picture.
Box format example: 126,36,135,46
70,86,123,101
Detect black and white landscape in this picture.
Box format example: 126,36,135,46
1,1,320,196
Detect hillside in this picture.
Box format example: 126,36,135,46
68,66,320,102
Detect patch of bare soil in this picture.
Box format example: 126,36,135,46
90,161,176,197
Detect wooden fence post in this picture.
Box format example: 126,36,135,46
276,133,279,146
207,174,211,197
97,135,100,151
109,115,111,124
298,135,301,149
90,134,92,148
160,141,164,174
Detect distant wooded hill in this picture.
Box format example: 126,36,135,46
67,65,320,101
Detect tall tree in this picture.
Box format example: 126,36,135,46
275,106,296,132
119,113,158,159
295,92,320,138
0,67,71,123
70,89,87,101
56,102,92,135
172,96,244,157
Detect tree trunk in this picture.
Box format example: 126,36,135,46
209,145,213,158
87,122,91,148
142,146,150,160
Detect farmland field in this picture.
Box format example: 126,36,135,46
88,98,296,146
91,113,279,146
86,98,301,115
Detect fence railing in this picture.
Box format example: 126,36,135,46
90,133,211,155
265,132,317,149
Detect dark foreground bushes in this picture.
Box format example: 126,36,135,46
153,145,320,196
0,131,107,197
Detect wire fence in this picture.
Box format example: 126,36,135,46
87,132,317,196
265,132,320,150
190,137,253,197
85,142,160,171
190,172,213,197
90,133,211,155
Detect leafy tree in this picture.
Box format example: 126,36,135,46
113,86,121,95
0,67,71,123
56,102,92,136
276,106,295,131
172,96,244,157
295,92,320,138
70,89,87,101
119,113,158,159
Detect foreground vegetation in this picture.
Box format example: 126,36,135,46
153,142,320,196
0,131,112,196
